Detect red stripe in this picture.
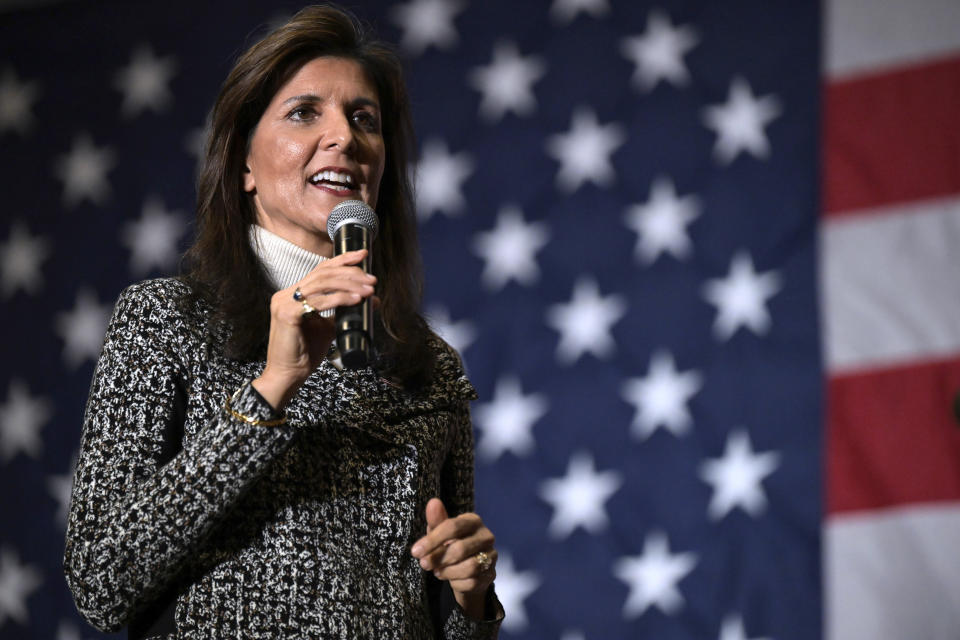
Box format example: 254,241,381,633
823,55,960,216
827,356,960,514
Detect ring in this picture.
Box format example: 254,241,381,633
301,301,318,318
475,551,492,572
293,287,305,302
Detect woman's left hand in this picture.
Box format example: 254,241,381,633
411,498,497,620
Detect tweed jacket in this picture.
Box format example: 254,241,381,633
63,278,503,639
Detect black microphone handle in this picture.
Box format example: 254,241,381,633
333,223,373,369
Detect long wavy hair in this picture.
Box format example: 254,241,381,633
181,4,434,387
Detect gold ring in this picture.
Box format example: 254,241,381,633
301,301,318,318
293,287,305,302
475,551,492,572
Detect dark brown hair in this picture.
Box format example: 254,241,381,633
181,4,434,387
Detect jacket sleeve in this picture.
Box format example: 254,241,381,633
63,282,297,632
437,353,504,639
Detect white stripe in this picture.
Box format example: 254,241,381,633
825,504,960,640
820,196,960,374
825,0,960,79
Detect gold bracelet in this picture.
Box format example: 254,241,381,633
225,392,287,427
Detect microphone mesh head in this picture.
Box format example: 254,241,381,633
327,200,379,242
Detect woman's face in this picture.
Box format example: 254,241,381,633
244,56,385,256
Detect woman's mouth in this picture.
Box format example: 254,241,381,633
308,168,358,195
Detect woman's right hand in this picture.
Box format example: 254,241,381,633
251,249,376,411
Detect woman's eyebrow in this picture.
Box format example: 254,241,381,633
280,94,380,109
282,93,323,106
350,97,380,110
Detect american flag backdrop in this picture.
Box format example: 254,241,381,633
1,0,959,638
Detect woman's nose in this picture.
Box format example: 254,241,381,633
323,112,355,153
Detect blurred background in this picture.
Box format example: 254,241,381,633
1,0,959,638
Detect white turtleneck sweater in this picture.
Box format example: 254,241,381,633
248,225,334,318
248,224,328,289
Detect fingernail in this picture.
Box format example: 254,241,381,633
411,544,422,556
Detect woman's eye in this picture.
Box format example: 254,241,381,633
288,106,316,121
353,111,380,132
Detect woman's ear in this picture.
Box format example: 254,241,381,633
243,164,256,193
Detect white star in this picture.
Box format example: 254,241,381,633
613,531,697,618
391,0,465,55
0,222,50,298
54,134,116,208
539,451,622,539
474,376,548,461
546,277,627,365
546,107,626,192
624,176,700,264
702,251,782,340
719,614,771,640
122,196,184,275
48,472,74,529
469,42,546,122
414,139,474,220
702,77,781,164
184,123,208,159
472,205,550,291
621,350,702,441
700,429,780,520
550,0,610,24
48,454,77,528
494,553,540,632
55,288,112,369
620,10,698,92
56,621,82,640
114,45,177,118
0,380,52,462
0,67,40,135
0,547,42,627
426,304,476,356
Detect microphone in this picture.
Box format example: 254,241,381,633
327,200,379,369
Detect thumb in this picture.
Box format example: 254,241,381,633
426,497,448,533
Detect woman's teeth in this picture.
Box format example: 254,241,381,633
310,170,354,187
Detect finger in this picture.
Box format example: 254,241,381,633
309,291,367,312
447,569,496,597
276,294,347,326
414,511,479,557
412,514,484,567
433,527,495,569
295,278,375,309
411,498,449,560
325,248,369,266
421,524,493,571
426,498,448,533
301,268,377,294
433,549,498,581
305,282,374,303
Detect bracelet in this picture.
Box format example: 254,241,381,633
225,390,287,427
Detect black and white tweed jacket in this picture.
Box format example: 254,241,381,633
64,278,503,639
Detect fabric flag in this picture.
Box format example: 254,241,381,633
821,0,960,638
0,0,955,639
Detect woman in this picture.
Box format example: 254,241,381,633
63,5,503,638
